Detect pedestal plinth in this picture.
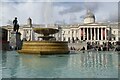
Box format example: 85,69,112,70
9,31,22,50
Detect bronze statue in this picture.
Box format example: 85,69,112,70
13,17,19,32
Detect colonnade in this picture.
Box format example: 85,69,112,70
79,27,107,41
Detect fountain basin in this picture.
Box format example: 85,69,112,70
38,36,54,40
18,41,69,55
18,28,69,55
33,28,59,36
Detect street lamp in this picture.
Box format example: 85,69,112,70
107,21,111,51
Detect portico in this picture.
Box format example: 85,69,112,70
78,26,107,44
79,27,107,40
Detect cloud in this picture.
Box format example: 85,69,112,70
94,2,118,22
1,1,50,26
55,2,118,23
59,5,83,15
57,2,110,15
54,2,99,15
117,1,120,25
57,2,84,15
0,1,119,26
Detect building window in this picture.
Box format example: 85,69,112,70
99,28,101,40
63,37,66,41
81,36,83,40
103,28,105,40
88,28,91,40
103,36,105,40
72,37,75,43
81,28,83,40
92,28,94,40
26,30,29,33
73,31,75,34
68,31,70,34
68,37,70,43
113,37,116,40
119,38,120,41
95,28,97,40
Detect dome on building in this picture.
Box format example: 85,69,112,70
85,10,95,19
84,10,95,24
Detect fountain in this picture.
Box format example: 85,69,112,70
18,27,69,55
18,1,69,54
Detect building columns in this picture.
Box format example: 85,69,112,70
105,28,107,40
79,28,81,40
91,28,92,40
78,27,107,41
101,28,103,40
97,28,99,40
8,30,10,41
94,28,96,40
83,28,85,40
87,28,89,40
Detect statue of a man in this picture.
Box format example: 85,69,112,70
13,17,19,32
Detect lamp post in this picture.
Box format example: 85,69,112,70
107,21,111,51
72,30,74,43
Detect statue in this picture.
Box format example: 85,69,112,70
13,17,19,32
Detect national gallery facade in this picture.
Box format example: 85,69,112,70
2,10,120,45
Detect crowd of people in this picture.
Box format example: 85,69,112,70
69,41,120,51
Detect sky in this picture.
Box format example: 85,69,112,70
0,0,119,26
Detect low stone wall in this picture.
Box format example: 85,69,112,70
68,42,87,50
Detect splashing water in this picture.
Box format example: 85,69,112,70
42,0,53,28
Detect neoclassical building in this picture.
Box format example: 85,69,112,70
2,10,120,45
60,11,119,45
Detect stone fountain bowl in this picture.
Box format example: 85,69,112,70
18,28,70,55
18,41,70,55
33,28,59,35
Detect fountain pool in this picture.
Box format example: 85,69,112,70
1,51,119,78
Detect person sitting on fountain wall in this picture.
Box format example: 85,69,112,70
13,17,20,32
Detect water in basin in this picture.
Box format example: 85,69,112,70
1,51,118,78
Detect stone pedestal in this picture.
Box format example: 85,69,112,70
9,31,22,50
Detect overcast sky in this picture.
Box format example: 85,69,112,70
0,0,119,26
